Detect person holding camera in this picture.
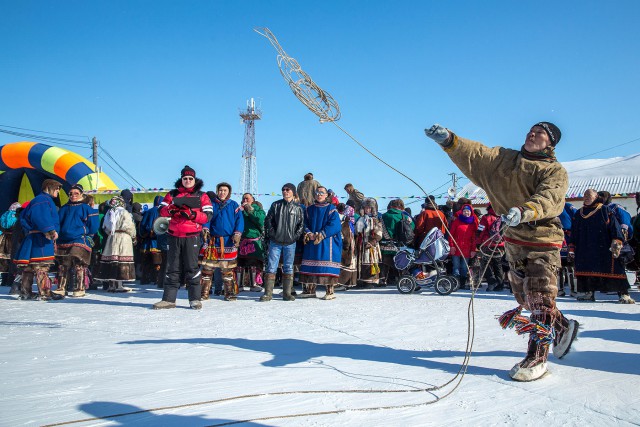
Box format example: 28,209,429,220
153,165,212,310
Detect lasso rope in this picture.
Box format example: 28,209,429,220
43,28,511,427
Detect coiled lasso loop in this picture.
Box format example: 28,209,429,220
255,27,341,123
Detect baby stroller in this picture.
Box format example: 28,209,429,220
393,227,458,295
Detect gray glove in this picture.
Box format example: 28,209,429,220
502,207,522,227
424,124,451,146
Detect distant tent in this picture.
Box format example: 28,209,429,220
0,141,117,212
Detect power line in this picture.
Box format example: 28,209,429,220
570,136,640,161
0,128,91,147
98,155,138,189
99,145,145,189
0,124,91,139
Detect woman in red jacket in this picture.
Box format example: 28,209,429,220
448,204,478,288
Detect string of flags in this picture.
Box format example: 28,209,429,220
83,188,451,200
83,188,637,200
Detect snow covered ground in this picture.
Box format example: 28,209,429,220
1,282,639,427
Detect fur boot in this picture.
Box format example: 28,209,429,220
35,268,54,301
299,283,317,298
53,265,68,297
223,269,238,301
200,270,213,300
552,314,579,359
72,265,86,297
509,293,555,382
19,271,35,300
321,284,336,300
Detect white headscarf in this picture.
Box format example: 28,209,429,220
103,206,126,235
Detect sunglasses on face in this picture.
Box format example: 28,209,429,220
69,192,82,197
316,191,327,195
182,177,194,181
282,188,292,192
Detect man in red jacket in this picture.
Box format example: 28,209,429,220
414,195,447,246
153,165,212,310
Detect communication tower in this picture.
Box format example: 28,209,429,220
239,98,261,195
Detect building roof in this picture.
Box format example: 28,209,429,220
456,153,640,203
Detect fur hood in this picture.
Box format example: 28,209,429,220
362,197,379,217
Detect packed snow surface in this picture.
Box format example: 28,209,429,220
1,283,639,426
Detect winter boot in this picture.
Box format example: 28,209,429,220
9,274,21,295
189,300,202,310
35,269,55,301
260,273,275,302
72,265,86,297
509,335,550,382
200,270,213,300
576,291,595,301
19,271,35,300
249,267,263,292
282,273,295,301
53,266,68,297
223,270,238,301
299,283,317,298
321,284,336,300
510,293,554,381
552,314,579,359
618,293,635,304
153,300,176,310
235,267,245,292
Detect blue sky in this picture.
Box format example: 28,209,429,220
1,1,639,207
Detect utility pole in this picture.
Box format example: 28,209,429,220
92,137,99,169
448,172,458,200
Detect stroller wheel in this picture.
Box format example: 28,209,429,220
450,275,461,292
397,275,416,294
435,276,455,295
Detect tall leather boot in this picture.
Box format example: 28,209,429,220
235,267,244,292
282,273,296,301
260,273,275,302
19,270,34,300
200,270,213,300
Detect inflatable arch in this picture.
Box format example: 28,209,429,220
0,141,117,212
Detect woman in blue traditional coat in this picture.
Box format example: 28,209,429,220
299,186,343,300
139,195,164,285
14,179,62,300
570,189,634,303
54,184,99,298
201,183,244,301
